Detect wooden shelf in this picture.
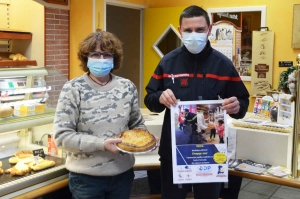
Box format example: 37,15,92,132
0,30,32,40
0,60,37,67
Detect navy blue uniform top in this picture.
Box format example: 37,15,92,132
144,41,250,160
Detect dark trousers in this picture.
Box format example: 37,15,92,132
147,166,242,199
160,158,221,199
147,169,161,194
210,129,216,139
220,137,224,143
219,175,243,199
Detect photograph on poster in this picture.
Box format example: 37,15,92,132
170,100,228,184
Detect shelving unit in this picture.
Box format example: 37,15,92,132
0,60,37,67
0,67,64,133
0,30,37,67
277,93,294,126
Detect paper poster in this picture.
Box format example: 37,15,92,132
170,100,228,184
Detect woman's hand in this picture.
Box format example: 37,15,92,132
104,138,122,154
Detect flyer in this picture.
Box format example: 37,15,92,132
170,100,228,184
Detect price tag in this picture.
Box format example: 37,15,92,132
33,156,40,164
33,148,45,158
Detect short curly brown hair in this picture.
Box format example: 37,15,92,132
77,30,123,73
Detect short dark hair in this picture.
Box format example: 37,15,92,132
184,108,189,112
77,30,123,73
179,5,210,27
218,119,224,124
203,111,208,115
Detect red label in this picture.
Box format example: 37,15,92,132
180,78,188,87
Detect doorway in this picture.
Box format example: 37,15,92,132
105,3,143,106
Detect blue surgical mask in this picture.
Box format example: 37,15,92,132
182,32,208,54
87,58,114,77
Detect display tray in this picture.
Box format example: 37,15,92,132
0,155,68,197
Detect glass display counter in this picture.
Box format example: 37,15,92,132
0,67,67,133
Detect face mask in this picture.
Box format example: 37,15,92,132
87,58,114,77
181,31,208,54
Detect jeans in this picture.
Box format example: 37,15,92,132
69,168,134,199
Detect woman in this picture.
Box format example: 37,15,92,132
53,30,146,199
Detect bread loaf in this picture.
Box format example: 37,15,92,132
0,105,13,118
9,53,28,61
29,159,55,171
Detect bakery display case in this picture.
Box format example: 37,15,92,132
0,67,68,198
0,67,64,133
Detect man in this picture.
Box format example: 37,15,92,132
197,111,210,134
197,111,211,143
144,5,249,199
183,108,198,144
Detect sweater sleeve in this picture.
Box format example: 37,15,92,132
144,62,166,113
53,82,105,153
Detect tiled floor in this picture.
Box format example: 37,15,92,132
134,171,300,199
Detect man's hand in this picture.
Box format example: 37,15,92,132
159,89,177,109
104,138,122,154
222,97,240,114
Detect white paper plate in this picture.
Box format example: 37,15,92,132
116,143,158,154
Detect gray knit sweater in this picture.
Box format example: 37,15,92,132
53,73,146,176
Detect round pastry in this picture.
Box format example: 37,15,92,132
9,157,19,164
116,129,156,152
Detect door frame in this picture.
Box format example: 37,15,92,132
92,0,146,107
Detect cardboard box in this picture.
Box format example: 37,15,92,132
14,103,45,112
14,110,44,117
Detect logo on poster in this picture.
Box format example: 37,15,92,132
198,166,212,171
216,165,227,177
196,165,213,176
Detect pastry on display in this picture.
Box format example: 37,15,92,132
5,161,31,176
9,53,28,61
9,157,20,164
9,156,43,165
0,105,13,118
15,150,34,159
8,150,35,164
116,129,157,152
29,159,55,171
